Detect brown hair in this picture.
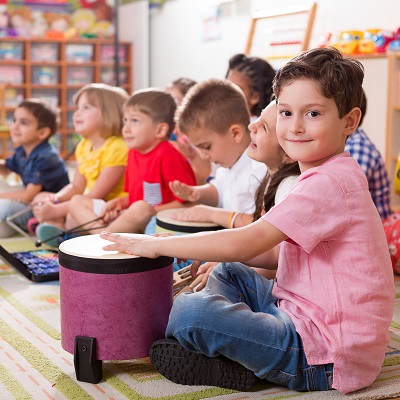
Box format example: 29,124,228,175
176,79,250,135
253,162,300,221
170,77,197,98
74,83,129,138
17,98,59,138
124,88,177,139
273,47,364,118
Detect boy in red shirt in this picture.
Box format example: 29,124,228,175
68,88,196,234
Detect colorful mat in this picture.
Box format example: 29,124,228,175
0,237,399,400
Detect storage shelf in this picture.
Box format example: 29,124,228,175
0,38,132,159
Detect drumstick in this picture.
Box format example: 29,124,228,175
173,273,204,300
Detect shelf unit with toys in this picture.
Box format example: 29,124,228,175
0,37,132,160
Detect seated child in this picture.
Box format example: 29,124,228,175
173,101,300,287
172,101,299,228
344,89,392,220
67,88,196,235
0,99,69,238
33,83,129,246
100,47,395,395
226,53,276,122
166,77,212,185
170,79,267,215
166,77,197,106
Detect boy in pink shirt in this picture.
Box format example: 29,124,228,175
100,48,395,394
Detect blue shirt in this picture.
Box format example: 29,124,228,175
6,141,70,193
345,128,392,220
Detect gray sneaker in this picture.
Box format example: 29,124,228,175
149,339,258,391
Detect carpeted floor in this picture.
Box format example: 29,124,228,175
0,237,399,400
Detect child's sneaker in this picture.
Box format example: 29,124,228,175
36,223,64,248
149,339,258,391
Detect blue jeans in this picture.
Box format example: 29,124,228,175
166,262,333,391
0,199,33,238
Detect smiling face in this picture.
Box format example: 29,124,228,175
122,106,164,154
9,107,48,155
276,79,358,173
73,92,102,139
247,102,287,173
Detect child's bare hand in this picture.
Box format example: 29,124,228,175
169,180,200,202
100,231,160,258
171,205,212,223
100,199,122,222
190,260,218,291
32,201,56,222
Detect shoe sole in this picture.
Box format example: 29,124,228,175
149,339,257,391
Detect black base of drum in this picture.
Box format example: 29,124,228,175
74,336,103,383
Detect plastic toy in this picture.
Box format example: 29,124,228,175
373,29,397,52
334,30,363,54
359,29,380,54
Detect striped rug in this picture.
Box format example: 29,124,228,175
0,238,399,400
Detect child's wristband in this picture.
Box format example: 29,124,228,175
227,211,235,229
230,212,239,229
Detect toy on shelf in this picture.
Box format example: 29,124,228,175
373,29,398,52
387,28,400,52
359,29,380,54
333,30,363,54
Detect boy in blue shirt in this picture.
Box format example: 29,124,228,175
0,99,70,237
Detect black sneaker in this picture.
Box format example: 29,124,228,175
149,339,258,391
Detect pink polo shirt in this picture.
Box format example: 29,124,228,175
263,153,395,394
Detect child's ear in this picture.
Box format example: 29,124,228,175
343,107,361,136
155,122,169,138
230,124,245,143
38,127,51,141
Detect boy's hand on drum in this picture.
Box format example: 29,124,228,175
190,260,218,291
101,231,160,258
169,180,200,203
171,205,212,223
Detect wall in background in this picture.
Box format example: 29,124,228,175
149,0,400,156
120,0,149,90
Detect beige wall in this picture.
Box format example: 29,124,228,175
148,0,400,157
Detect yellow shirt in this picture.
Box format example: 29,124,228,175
75,136,127,201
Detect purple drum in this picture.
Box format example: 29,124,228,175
58,234,173,383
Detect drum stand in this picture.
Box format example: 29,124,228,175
74,336,103,383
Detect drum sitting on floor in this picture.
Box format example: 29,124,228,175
58,234,173,383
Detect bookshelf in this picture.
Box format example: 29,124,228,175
0,37,132,159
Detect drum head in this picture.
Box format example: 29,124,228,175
59,234,173,274
156,208,222,234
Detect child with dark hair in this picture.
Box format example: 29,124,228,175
101,48,394,395
226,53,276,120
67,88,196,235
0,99,69,237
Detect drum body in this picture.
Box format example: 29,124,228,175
59,234,173,360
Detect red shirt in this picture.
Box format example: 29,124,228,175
124,141,196,206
